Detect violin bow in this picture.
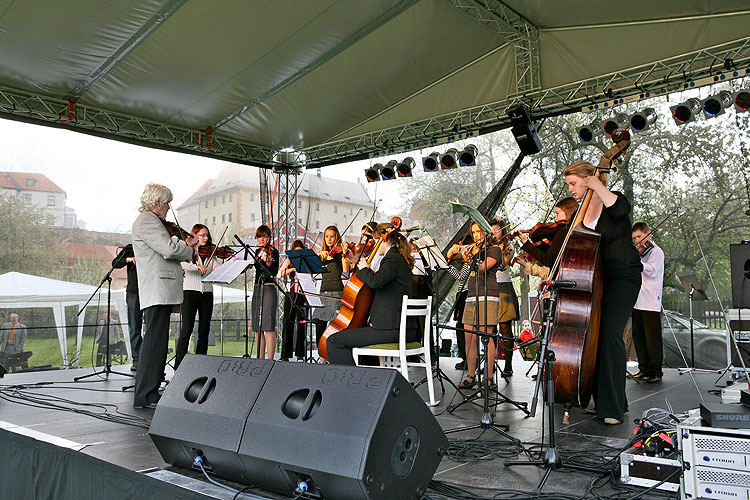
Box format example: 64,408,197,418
206,226,229,263
168,204,189,242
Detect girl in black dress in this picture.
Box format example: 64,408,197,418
252,224,279,360
564,161,642,425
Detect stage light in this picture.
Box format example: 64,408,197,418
577,121,603,143
422,152,439,172
380,160,397,181
440,148,458,169
670,98,701,124
397,157,414,177
602,114,629,136
629,108,657,132
364,164,381,182
701,91,732,118
733,89,750,112
458,145,477,167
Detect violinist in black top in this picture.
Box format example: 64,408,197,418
251,224,280,360
516,197,578,269
564,161,642,425
326,231,415,365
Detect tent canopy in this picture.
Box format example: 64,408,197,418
0,1,748,167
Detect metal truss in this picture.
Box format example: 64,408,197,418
0,86,277,167
446,0,541,94
274,165,302,253
298,35,750,167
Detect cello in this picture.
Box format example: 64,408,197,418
318,217,402,360
544,129,631,410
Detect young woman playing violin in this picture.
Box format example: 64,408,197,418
515,197,578,271
175,224,219,369
452,221,503,390
252,224,280,360
564,161,642,425
326,231,415,365
312,225,351,346
490,218,520,378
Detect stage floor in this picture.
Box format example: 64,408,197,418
0,356,728,499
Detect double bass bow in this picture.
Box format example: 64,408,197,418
543,128,631,411
317,217,402,360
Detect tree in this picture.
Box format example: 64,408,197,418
0,194,59,275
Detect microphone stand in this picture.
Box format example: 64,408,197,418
75,260,134,382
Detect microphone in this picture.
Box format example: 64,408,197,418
401,225,424,233
541,279,577,289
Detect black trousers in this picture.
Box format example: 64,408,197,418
280,292,306,359
134,304,173,407
175,290,213,369
592,276,641,421
631,309,663,377
327,326,411,365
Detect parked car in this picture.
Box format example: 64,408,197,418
661,309,727,370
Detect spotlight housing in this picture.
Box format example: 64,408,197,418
733,89,750,113
602,114,629,136
440,148,458,169
701,91,732,118
577,121,603,143
380,160,397,181
422,152,440,172
396,157,414,177
629,108,657,132
670,98,701,124
364,164,381,182
458,145,477,167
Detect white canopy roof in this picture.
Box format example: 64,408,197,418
0,1,747,167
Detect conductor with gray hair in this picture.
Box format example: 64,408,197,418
131,183,197,409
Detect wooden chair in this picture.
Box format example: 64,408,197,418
352,296,437,406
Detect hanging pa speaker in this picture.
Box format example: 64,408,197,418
238,362,448,500
508,105,542,155
730,243,750,308
149,355,275,485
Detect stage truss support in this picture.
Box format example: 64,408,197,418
273,157,302,254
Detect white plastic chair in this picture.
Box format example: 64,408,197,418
352,296,438,406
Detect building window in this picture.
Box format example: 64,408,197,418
315,221,320,229
250,194,255,201
24,193,31,204
213,198,217,207
222,195,226,204
298,201,302,208
205,200,208,208
364,211,367,218
228,213,232,222
47,195,55,206
350,208,353,215
333,206,338,214
222,214,226,223
212,216,216,224
251,213,256,221
26,178,35,186
204,219,208,225
229,194,233,202
315,203,320,211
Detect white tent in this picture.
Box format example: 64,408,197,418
0,272,127,368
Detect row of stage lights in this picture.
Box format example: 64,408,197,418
577,89,750,143
365,145,478,182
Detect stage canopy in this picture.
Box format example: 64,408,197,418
0,1,748,168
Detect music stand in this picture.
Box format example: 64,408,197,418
286,249,327,362
676,271,710,373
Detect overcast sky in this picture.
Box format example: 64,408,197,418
0,117,401,233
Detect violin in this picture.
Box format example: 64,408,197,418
509,220,567,246
636,239,654,257
161,219,192,241
198,244,235,260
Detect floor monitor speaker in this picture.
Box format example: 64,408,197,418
149,355,274,485
240,362,447,500
730,243,750,308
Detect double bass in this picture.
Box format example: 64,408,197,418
317,217,402,360
545,129,631,409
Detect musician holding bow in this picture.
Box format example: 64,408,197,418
131,183,197,409
630,222,665,384
312,225,350,346
252,224,279,360
564,162,642,425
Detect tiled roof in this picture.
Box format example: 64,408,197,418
1,172,65,194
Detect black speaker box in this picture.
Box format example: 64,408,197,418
149,355,274,484
0,362,6,378
508,105,543,155
150,357,448,500
730,244,750,308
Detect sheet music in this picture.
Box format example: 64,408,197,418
203,259,253,284
414,235,450,270
296,273,324,307
412,253,427,275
